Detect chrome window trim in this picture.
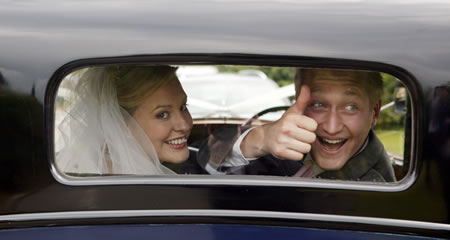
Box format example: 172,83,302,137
51,162,414,192
0,209,448,232
49,56,419,193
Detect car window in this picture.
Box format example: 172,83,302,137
53,64,411,184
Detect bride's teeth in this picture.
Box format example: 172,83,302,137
168,138,186,145
323,139,344,144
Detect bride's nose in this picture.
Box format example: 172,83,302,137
173,111,192,132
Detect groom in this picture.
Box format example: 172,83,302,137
197,68,396,182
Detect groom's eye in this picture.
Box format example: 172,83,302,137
345,104,358,112
308,102,325,111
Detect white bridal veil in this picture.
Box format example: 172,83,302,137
56,67,175,175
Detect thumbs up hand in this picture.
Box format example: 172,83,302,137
288,84,311,115
240,85,317,160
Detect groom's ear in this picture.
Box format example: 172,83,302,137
371,99,382,127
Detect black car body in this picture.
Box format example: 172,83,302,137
0,0,449,239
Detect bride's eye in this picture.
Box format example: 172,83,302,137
180,104,188,112
156,111,169,119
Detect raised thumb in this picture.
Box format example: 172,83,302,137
291,85,310,114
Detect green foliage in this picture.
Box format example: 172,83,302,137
374,129,404,156
375,73,405,130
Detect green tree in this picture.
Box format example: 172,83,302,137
375,73,405,130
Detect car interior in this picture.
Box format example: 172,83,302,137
54,64,411,183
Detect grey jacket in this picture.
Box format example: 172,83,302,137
317,130,396,182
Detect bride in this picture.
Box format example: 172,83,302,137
56,65,192,175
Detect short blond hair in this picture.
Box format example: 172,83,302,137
295,68,383,106
106,65,178,114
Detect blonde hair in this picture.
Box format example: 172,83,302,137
106,65,178,114
296,68,383,106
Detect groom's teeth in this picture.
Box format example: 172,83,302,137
168,138,187,145
323,138,344,144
